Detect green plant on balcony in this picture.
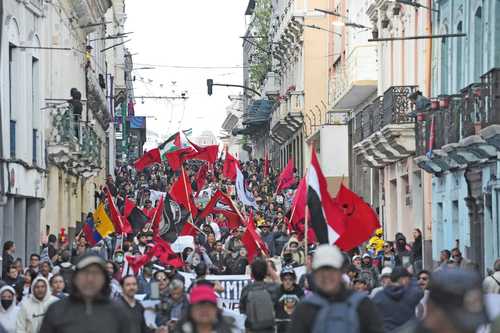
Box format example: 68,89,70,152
249,0,272,90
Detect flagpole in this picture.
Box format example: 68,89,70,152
180,166,206,236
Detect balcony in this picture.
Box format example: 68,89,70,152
262,72,280,97
415,68,500,174
270,92,304,144
47,104,102,177
351,86,417,168
329,45,378,110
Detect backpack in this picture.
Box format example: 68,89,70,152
303,292,366,333
245,285,276,330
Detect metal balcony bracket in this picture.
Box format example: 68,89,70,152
361,139,392,165
352,143,384,168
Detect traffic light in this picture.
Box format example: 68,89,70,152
207,79,213,96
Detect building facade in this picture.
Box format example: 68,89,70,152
415,0,500,273
0,0,132,260
350,0,433,266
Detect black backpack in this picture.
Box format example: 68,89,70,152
245,285,276,330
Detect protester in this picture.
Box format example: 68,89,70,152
156,279,189,328
1,242,15,279
289,245,383,333
410,229,423,273
451,248,470,269
370,267,392,298
372,266,424,332
3,265,22,300
24,254,40,275
173,285,238,333
0,286,19,333
239,258,278,333
16,276,58,333
49,274,67,299
415,270,430,320
394,233,412,268
483,258,500,294
434,249,451,271
39,254,133,333
116,275,150,333
275,267,304,333
396,269,489,333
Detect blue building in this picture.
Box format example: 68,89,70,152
415,0,500,273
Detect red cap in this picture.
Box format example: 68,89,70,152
189,285,217,305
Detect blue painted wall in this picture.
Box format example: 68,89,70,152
430,0,500,270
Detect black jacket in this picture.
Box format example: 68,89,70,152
288,287,384,333
275,284,304,333
116,295,151,333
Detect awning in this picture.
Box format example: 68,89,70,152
242,99,275,126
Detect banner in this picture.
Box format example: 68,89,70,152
179,272,251,311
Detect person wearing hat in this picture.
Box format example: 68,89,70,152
359,253,379,290
258,221,277,257
372,266,424,332
275,267,304,333
370,267,393,298
396,269,489,333
39,254,133,333
173,285,238,333
289,245,383,333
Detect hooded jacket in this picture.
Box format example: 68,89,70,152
16,276,58,333
372,284,424,332
39,262,133,333
0,285,19,333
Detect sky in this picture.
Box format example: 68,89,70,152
125,0,248,148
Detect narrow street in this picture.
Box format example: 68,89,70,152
0,0,499,332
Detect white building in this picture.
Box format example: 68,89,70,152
0,0,129,259
0,0,46,260
220,95,249,160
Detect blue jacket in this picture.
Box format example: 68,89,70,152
372,285,424,332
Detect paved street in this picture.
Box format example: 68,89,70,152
0,0,500,332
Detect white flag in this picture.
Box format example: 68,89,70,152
235,167,258,209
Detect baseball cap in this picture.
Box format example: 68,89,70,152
189,285,218,305
312,245,343,270
428,269,488,332
362,253,371,259
75,254,106,272
380,267,393,278
352,255,361,261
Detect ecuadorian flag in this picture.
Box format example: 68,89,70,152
93,202,115,238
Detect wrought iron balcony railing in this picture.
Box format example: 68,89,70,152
381,86,417,126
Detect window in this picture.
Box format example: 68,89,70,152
9,44,15,157
456,22,463,90
474,7,484,81
441,26,449,93
32,129,37,164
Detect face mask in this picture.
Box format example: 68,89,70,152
1,299,12,309
115,255,124,263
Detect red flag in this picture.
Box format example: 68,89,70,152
264,150,270,177
223,151,239,181
170,167,198,217
126,248,154,274
142,207,156,221
334,184,381,251
198,190,243,228
105,189,122,234
124,198,135,218
151,196,165,237
276,159,295,192
241,211,269,262
289,178,307,229
180,222,198,237
152,236,184,268
134,148,161,171
185,141,219,165
195,163,209,192
306,149,346,245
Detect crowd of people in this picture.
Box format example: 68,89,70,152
0,156,499,333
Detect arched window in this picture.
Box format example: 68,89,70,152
456,21,463,90
474,7,484,81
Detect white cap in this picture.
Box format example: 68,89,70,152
380,267,393,277
312,244,343,270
